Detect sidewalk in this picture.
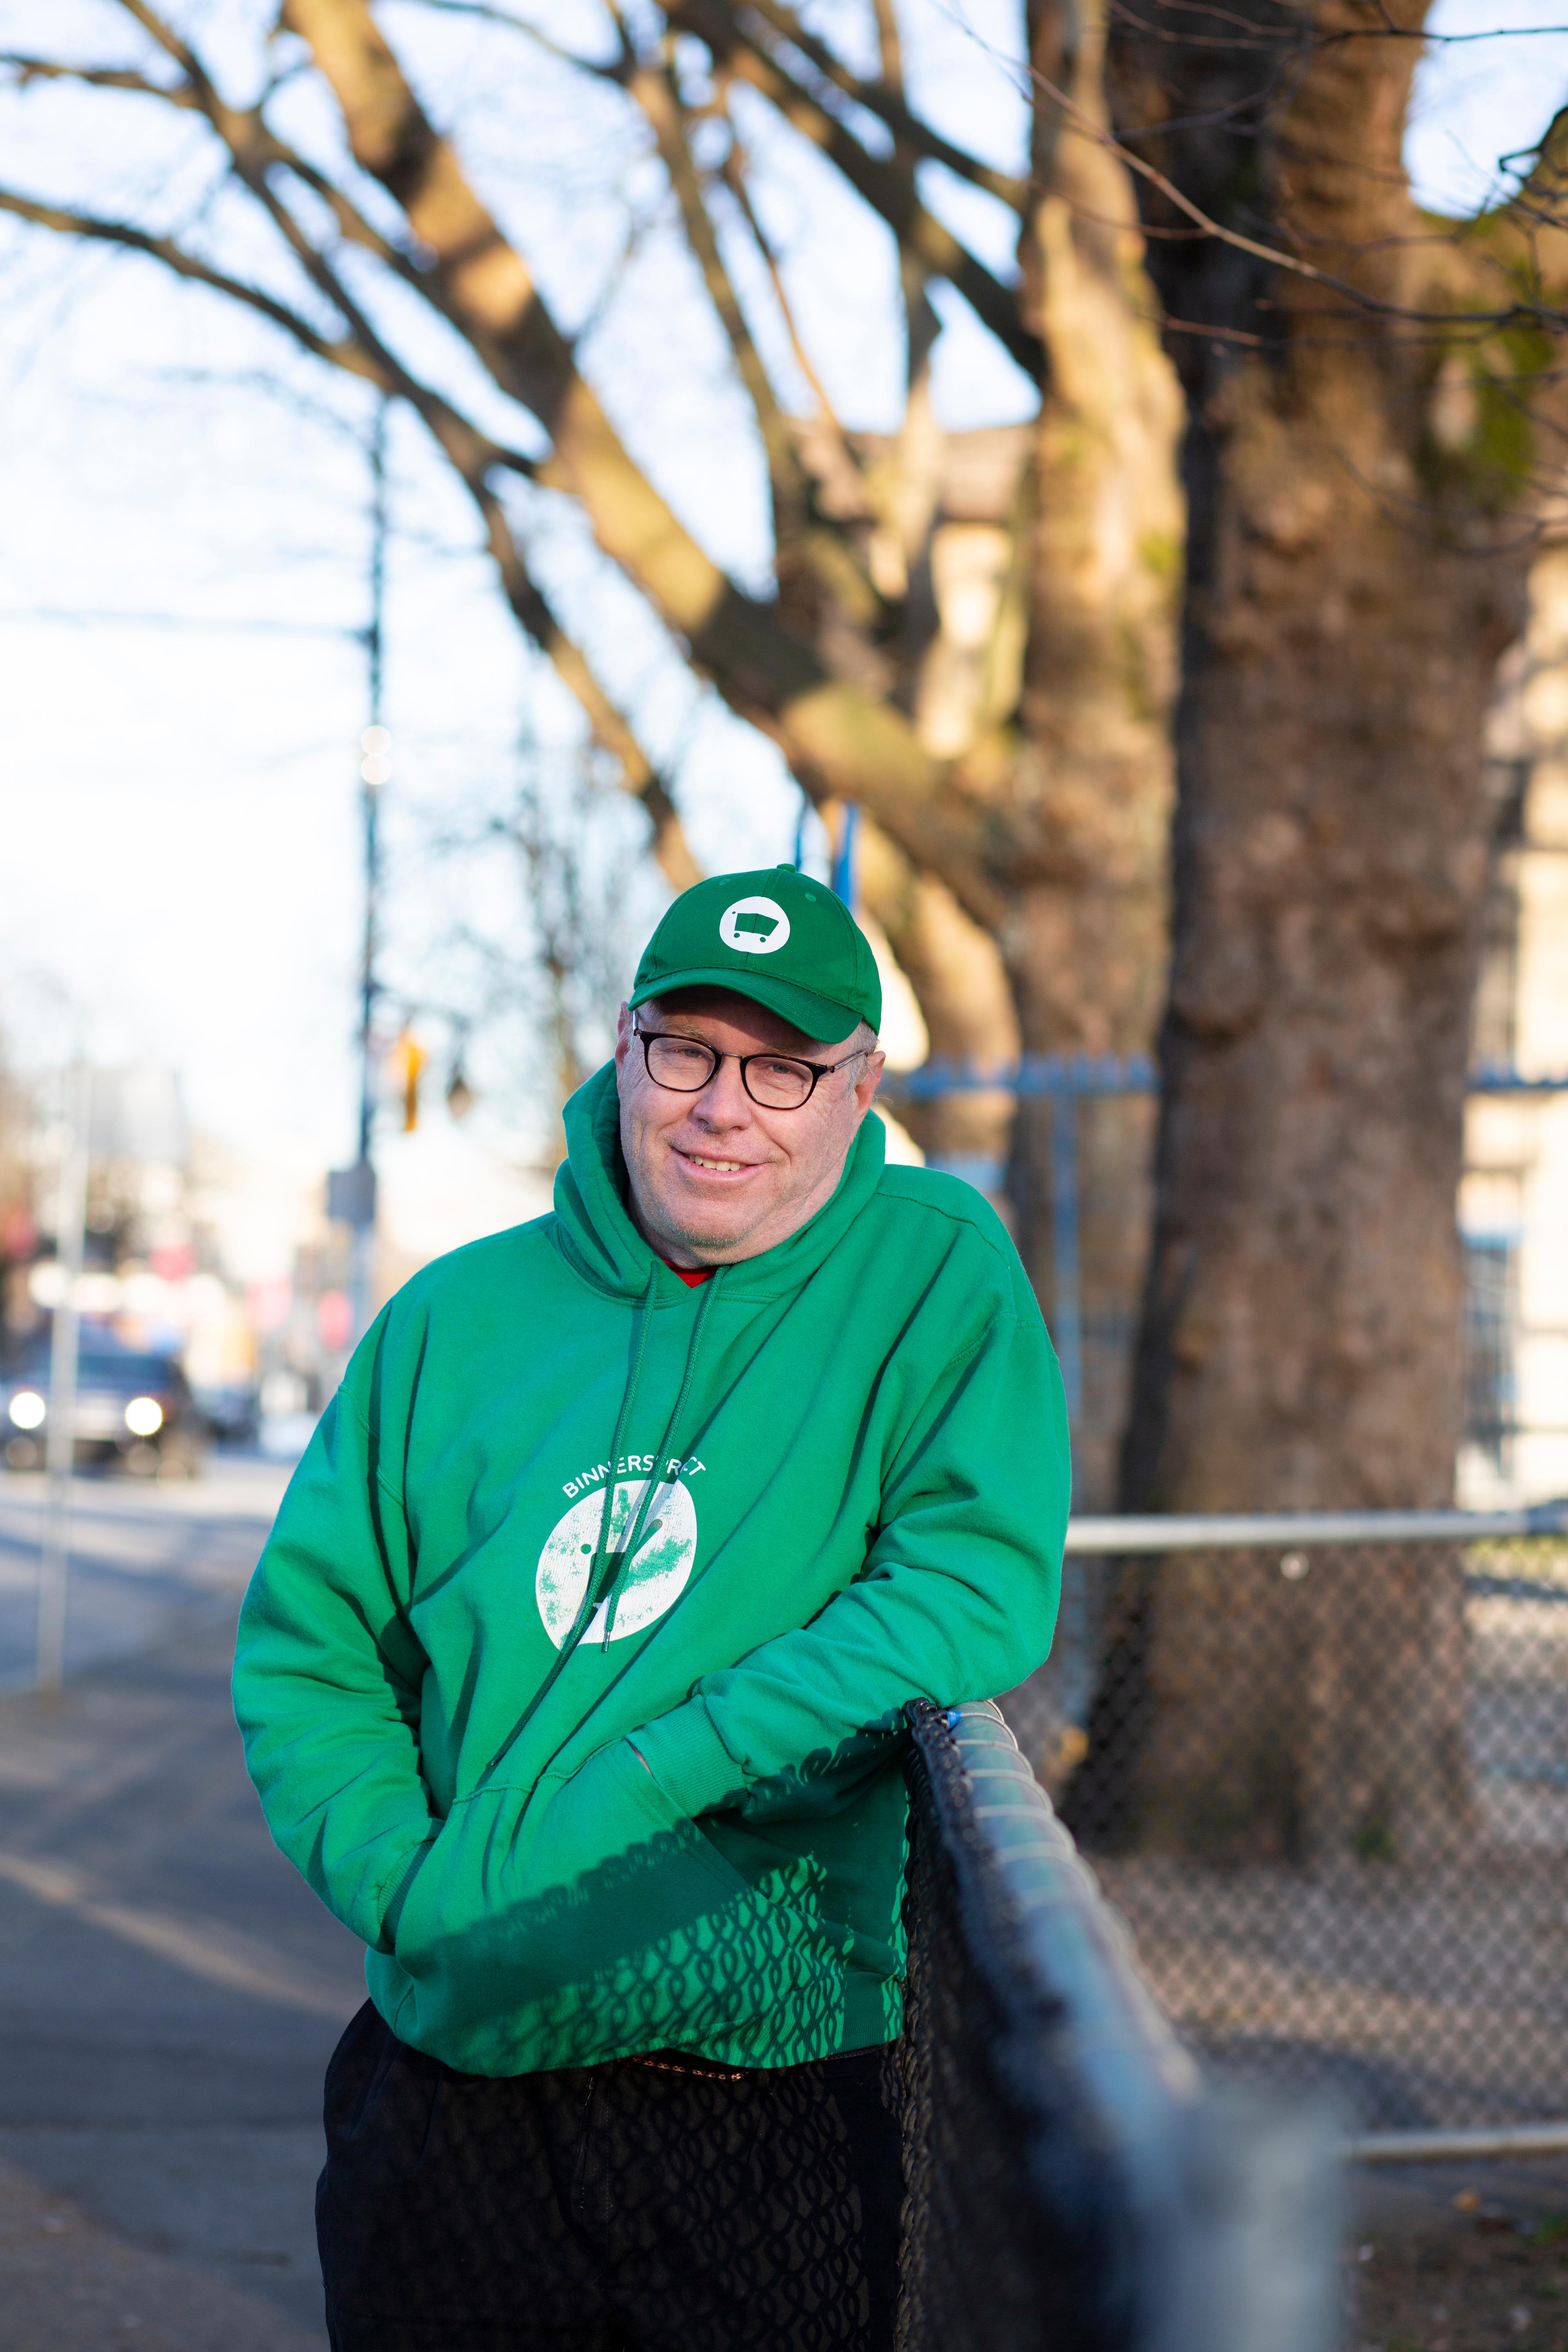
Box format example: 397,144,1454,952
0,1597,364,2350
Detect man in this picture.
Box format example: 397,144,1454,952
234,864,1070,2352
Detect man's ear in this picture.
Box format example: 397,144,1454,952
853,1049,886,1118
613,1003,635,1074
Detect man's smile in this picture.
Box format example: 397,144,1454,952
673,1147,762,1176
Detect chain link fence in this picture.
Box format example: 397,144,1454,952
896,1700,1338,2352
998,1510,1568,2138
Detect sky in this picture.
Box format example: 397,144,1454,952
2,0,1566,1278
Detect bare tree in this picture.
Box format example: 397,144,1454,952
0,0,1181,1499
430,729,656,1140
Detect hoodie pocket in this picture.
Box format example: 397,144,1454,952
606,1737,757,1893
389,1741,753,2017
384,1740,846,2069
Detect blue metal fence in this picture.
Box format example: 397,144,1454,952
886,1060,1568,1424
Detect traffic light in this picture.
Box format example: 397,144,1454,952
389,1030,428,1131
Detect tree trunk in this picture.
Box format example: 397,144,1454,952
826,7,1184,1510
1006,0,1183,1504
1065,1537,1474,1864
859,824,1021,1188
798,339,1179,1472
1064,0,1533,1859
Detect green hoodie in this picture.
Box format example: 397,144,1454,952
233,1065,1069,2076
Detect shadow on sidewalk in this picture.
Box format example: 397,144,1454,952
0,1603,365,2351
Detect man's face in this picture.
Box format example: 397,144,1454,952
614,989,885,1266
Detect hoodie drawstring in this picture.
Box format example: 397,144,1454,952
479,1260,717,1780
578,1264,659,1646
600,1267,720,1646
480,1262,657,1779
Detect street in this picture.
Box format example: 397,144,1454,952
0,1457,296,1693
0,1455,363,2350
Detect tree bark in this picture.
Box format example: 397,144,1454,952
1007,0,1183,1502
1065,0,1540,1858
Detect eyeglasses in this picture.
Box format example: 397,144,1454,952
633,1022,870,1111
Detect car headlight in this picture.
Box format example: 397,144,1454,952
8,1390,45,1430
124,1396,164,1437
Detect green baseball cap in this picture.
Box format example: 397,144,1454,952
628,865,882,1044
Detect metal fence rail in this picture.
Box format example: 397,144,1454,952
898,1699,1337,2352
999,1504,1568,2145
882,1062,1568,1428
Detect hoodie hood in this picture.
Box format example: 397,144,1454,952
551,1059,887,1304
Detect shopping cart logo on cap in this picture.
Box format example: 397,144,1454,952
719,895,791,955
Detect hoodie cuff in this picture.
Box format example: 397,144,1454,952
630,1701,746,1821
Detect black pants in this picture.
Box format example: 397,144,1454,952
318,2001,904,2352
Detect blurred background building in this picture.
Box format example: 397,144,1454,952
0,1054,555,1462
1461,549,1568,1506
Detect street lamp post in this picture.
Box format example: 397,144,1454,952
334,399,391,1346
36,1060,91,1695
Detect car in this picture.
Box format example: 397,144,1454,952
1,1338,206,1478
192,1380,260,1446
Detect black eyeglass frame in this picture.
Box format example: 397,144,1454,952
631,1020,873,1109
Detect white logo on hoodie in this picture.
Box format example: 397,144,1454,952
535,1476,698,1648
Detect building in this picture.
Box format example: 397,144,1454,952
1459,549,1568,1506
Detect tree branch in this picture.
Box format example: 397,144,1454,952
718,132,851,444
870,0,902,94
5,27,463,306
0,173,694,875
274,0,996,886
0,0,1062,932
1479,107,1568,305
0,184,375,375
625,54,885,619
400,0,1025,218
0,185,691,883
33,0,998,915
5,7,695,889
80,7,550,487
109,0,225,107
668,0,1040,374
731,0,1027,212
1031,35,1568,335
83,75,696,871
477,481,701,887
1,55,197,105
626,55,806,517
380,0,624,80
105,0,439,295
